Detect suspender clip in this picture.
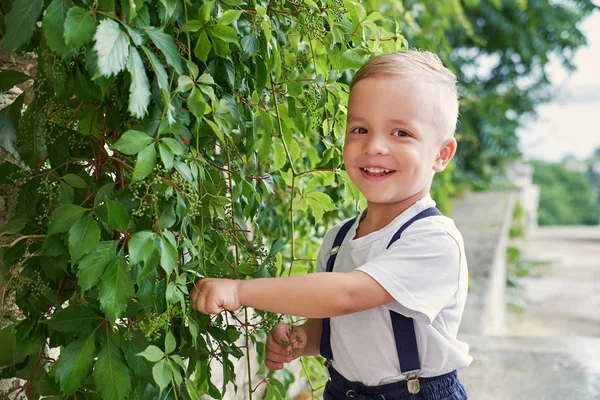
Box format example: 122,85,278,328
406,371,421,394
329,246,340,256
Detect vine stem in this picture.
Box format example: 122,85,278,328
225,138,252,400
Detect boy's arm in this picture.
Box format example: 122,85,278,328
190,271,394,318
300,318,323,356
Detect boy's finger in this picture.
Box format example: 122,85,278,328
265,359,284,370
266,333,290,357
265,351,292,364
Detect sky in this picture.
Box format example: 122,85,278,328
517,9,600,162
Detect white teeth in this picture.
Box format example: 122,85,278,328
363,167,391,173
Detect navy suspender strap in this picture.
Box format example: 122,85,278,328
319,217,356,361
387,206,442,378
320,207,442,378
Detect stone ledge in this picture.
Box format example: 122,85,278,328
451,190,517,335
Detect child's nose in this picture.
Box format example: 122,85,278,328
363,134,390,156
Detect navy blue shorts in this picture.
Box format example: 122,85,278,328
323,367,468,400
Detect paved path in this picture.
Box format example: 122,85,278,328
506,226,600,337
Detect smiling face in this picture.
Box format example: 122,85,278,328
343,75,457,214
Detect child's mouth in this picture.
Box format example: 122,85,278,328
360,167,395,177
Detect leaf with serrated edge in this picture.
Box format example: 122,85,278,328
127,47,151,118
69,215,101,262
99,256,135,322
164,331,176,354
48,204,89,234
1,0,44,50
77,241,119,291
152,359,172,391
64,6,96,49
132,144,157,182
93,337,131,400
94,19,130,77
42,0,71,56
159,236,178,275
146,27,184,75
107,199,129,232
55,330,97,394
44,305,101,332
137,345,164,362
112,130,153,155
128,231,156,266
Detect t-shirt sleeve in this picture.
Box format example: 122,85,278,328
356,221,462,324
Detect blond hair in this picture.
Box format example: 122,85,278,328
351,50,459,140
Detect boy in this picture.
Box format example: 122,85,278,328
191,50,471,399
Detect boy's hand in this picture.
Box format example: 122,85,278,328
265,324,308,370
190,279,242,314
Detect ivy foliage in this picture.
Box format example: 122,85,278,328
0,0,406,399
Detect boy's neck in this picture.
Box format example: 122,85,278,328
355,191,430,238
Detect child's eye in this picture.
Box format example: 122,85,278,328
350,127,368,134
392,130,410,137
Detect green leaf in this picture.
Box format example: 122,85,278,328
137,345,164,362
107,199,129,232
188,88,206,119
1,0,44,50
306,192,336,211
240,35,258,56
62,173,88,188
164,331,176,354
127,46,151,119
99,256,135,322
176,75,194,93
146,27,184,75
64,6,96,50
194,30,211,63
0,162,20,184
77,241,119,291
68,215,101,262
203,118,224,143
132,144,157,182
181,20,203,32
158,202,176,229
197,73,215,85
0,70,31,93
158,143,174,170
158,0,177,21
42,0,72,57
128,231,156,266
198,1,214,24
141,46,169,92
152,359,172,391
0,101,19,156
113,130,154,155
48,204,89,234
219,10,242,25
44,305,101,332
94,19,131,77
93,338,131,400
55,330,97,394
208,25,238,44
159,236,177,275
161,138,185,155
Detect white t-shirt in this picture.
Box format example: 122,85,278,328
316,195,472,386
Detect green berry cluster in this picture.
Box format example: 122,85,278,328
327,0,348,22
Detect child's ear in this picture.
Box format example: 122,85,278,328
433,138,457,172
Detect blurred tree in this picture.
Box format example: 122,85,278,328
532,160,599,225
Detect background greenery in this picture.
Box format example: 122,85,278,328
0,0,597,399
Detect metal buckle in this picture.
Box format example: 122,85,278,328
330,246,340,256
345,389,356,398
406,371,420,394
